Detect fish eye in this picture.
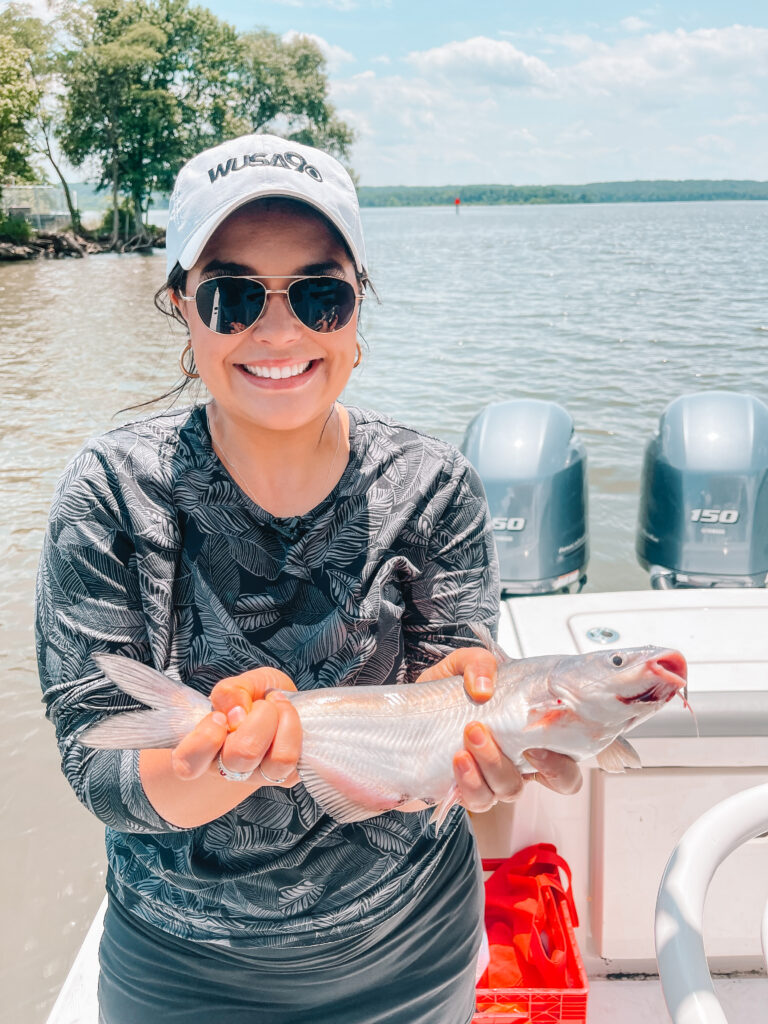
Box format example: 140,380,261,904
611,654,624,667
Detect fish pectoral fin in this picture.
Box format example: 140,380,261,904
596,736,642,773
428,784,461,835
467,623,515,665
298,761,402,824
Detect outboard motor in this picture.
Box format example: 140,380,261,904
461,399,588,596
636,391,768,588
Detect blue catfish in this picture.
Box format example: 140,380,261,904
80,627,688,830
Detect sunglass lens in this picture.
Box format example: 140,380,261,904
196,278,266,334
289,278,356,333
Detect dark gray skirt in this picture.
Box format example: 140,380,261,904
98,818,483,1024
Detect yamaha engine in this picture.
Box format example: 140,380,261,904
636,391,768,588
461,399,588,596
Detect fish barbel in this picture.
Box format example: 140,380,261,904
80,627,688,830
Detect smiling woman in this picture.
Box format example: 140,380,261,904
34,132,581,1024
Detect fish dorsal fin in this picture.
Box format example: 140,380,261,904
596,736,642,773
467,622,515,665
93,654,211,712
297,759,402,823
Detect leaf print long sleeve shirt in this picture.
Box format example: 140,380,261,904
34,403,500,947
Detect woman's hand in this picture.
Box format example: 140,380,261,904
415,646,582,813
169,667,302,788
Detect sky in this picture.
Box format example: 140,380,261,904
204,0,768,187
15,0,768,186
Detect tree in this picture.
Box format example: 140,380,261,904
232,31,354,163
58,1,185,245
56,0,356,246
0,24,39,187
0,3,83,230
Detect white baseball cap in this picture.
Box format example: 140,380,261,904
165,133,366,277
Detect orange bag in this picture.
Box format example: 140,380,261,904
476,843,579,991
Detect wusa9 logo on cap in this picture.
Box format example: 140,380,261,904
208,150,324,184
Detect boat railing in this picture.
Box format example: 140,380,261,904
655,781,768,1024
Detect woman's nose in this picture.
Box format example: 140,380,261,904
252,290,300,343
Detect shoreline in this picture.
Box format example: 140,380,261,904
0,230,166,262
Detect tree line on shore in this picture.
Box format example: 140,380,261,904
357,180,768,207
0,0,352,250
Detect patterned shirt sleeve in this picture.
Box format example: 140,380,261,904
401,449,501,682
34,444,184,834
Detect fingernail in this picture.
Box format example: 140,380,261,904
473,676,493,700
212,711,227,727
467,724,485,746
266,691,289,703
457,754,473,774
227,706,246,728
524,748,549,764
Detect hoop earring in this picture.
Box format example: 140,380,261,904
180,340,200,379
353,342,362,368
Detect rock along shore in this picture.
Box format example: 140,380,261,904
0,231,166,261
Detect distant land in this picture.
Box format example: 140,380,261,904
64,179,768,213
356,180,768,207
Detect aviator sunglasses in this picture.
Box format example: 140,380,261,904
180,275,363,336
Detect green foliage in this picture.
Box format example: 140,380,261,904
232,30,353,161
56,0,355,242
0,213,33,243
357,180,768,208
0,26,39,182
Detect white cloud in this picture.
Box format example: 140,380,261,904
717,112,768,126
329,24,768,185
282,31,355,73
564,26,768,100
406,36,556,91
620,16,651,33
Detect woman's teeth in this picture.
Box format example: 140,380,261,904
240,361,312,379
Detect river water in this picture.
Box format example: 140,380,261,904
2,201,767,1023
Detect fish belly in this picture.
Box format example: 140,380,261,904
290,675,526,823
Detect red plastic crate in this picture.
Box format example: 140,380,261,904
472,857,589,1024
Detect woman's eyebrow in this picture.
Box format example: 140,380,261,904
200,259,252,275
199,258,347,277
296,260,346,276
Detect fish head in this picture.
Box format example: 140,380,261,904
549,646,688,729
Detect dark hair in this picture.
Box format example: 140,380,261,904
113,197,375,420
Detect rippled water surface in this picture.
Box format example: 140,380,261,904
2,201,767,1022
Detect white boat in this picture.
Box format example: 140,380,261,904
46,587,768,1024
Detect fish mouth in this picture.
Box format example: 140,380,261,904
617,650,688,706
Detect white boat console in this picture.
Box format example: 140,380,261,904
470,587,768,1021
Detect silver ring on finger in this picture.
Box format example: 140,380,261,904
217,752,255,782
259,763,290,785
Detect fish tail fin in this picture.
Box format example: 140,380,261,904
79,653,212,750
79,707,209,749
92,654,209,711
